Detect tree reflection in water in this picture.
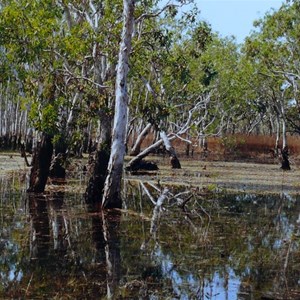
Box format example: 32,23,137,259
89,203,121,299
1,175,300,299
28,194,51,261
25,192,122,299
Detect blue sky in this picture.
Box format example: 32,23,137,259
196,0,284,43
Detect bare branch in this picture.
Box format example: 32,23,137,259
136,4,174,23
272,69,300,80
139,75,157,98
59,67,110,89
140,182,156,205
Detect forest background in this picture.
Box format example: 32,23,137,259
1,0,300,207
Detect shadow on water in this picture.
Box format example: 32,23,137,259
1,173,300,299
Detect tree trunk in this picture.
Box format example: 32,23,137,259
27,133,53,193
275,114,280,156
160,131,181,169
85,105,112,204
49,153,66,182
129,122,152,156
282,117,287,150
126,137,164,170
280,146,291,170
280,114,291,169
101,0,135,209
85,143,111,205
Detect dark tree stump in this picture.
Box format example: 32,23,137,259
170,155,181,169
85,147,110,205
280,147,291,170
49,153,66,183
27,133,53,193
126,159,159,172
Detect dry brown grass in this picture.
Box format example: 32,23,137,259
134,133,300,163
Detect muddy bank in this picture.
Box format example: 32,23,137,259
1,152,299,195
126,156,300,194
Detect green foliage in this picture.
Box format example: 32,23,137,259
61,24,92,60
190,21,213,52
241,0,300,134
29,102,59,135
0,0,62,63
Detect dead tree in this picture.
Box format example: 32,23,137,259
280,147,291,170
126,96,212,171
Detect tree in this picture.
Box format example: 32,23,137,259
242,0,300,169
0,0,66,191
88,0,200,203
101,0,135,208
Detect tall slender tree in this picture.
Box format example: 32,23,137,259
102,0,135,208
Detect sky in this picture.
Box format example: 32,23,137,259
196,0,285,43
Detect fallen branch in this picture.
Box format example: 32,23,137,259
150,188,169,234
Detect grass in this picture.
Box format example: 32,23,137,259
135,133,300,164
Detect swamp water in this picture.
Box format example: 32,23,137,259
1,173,300,299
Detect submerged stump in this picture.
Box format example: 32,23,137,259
280,147,291,171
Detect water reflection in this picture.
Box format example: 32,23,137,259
1,176,300,299
29,194,51,260
102,211,121,299
89,204,122,299
28,192,69,261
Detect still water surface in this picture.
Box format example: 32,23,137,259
1,173,300,299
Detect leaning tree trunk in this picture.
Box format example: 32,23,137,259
126,137,165,170
160,131,181,169
27,133,53,193
129,122,152,156
127,131,183,171
101,0,135,209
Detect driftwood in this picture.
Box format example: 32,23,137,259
127,138,165,170
126,132,181,170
